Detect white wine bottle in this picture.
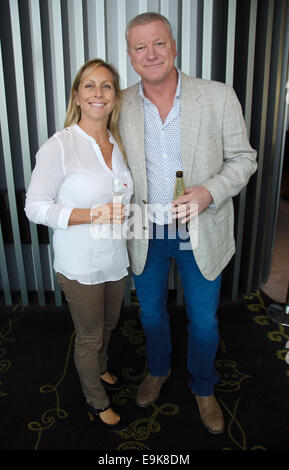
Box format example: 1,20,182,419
173,171,189,231
173,171,185,199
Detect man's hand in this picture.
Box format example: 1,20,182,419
171,186,213,223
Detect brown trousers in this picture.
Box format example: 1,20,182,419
57,273,127,409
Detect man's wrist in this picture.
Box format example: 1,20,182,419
200,186,215,208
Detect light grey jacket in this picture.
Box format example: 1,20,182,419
119,72,257,280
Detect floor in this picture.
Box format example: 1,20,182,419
261,197,289,303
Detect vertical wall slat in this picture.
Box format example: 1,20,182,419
160,0,170,18
23,0,52,306
0,220,12,305
48,0,66,131
87,0,106,59
45,233,62,306
45,0,67,304
202,0,213,79
181,0,192,75
231,0,258,299
29,0,62,306
29,0,48,146
117,0,127,89
139,0,148,13
68,0,85,80
271,2,289,266
182,0,199,77
9,0,43,305
225,0,237,86
245,0,258,133
0,38,28,305
260,0,289,285
246,0,275,293
96,0,106,59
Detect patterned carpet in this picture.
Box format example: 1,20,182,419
1,289,289,454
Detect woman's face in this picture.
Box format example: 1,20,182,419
74,66,116,126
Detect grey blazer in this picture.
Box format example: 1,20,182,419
119,71,257,280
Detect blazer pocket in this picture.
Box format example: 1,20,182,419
213,204,231,225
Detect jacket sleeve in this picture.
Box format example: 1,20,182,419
202,85,257,209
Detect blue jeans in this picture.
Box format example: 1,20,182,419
133,223,221,396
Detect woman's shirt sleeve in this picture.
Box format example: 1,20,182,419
24,135,73,229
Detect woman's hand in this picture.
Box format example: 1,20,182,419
91,202,126,225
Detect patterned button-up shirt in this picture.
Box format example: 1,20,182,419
139,69,182,225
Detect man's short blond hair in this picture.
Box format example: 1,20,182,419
126,12,174,48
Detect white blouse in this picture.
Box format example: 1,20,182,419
25,124,134,284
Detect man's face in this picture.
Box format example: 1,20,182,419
127,20,177,86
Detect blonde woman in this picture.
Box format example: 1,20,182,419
25,59,133,431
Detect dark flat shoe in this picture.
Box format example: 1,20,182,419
86,403,127,431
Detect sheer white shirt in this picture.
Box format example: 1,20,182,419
25,124,133,284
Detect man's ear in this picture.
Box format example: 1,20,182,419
173,39,177,60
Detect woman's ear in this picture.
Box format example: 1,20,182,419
73,90,79,106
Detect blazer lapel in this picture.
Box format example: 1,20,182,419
181,72,202,185
123,85,148,198
125,86,146,171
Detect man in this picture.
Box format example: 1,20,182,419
119,12,257,435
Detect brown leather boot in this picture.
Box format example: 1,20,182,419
136,372,170,407
194,394,224,434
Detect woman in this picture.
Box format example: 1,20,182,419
25,59,133,431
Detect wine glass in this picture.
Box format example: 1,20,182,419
111,172,128,238
112,171,128,203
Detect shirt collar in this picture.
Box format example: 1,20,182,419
139,68,182,101
73,123,115,144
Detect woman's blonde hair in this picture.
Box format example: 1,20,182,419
64,58,126,162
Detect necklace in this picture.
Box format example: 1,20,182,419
95,137,109,148
94,131,110,149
